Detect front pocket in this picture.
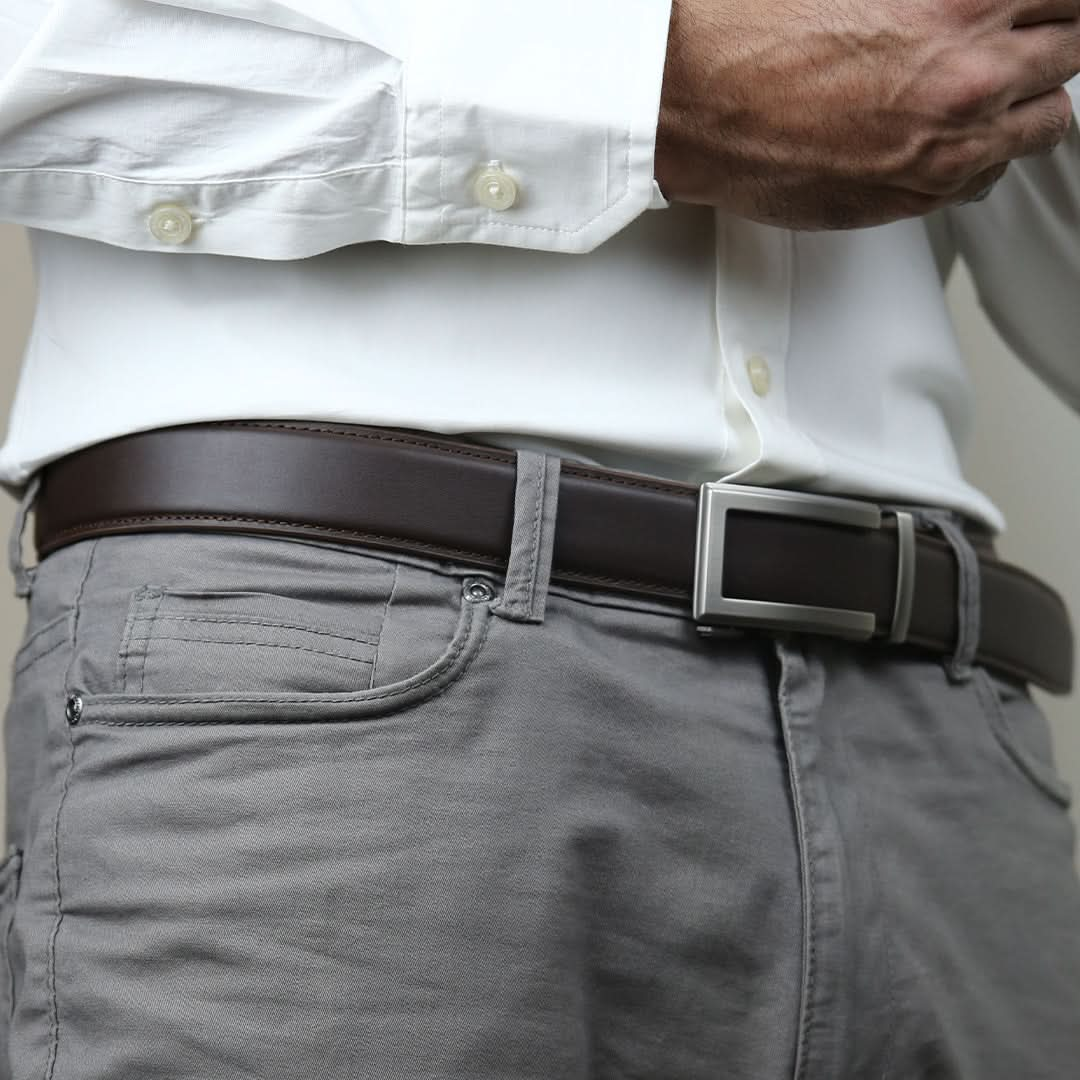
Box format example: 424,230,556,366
69,576,494,727
117,587,380,696
972,668,1073,810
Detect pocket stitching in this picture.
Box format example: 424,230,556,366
150,613,380,648
72,595,492,725
13,634,68,678
145,633,375,667
120,586,382,694
118,587,164,694
12,613,68,669
973,669,1073,809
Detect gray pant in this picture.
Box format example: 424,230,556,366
2,454,1079,1079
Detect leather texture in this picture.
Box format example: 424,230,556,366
32,420,1074,695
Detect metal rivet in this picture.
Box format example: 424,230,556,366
64,693,83,725
463,578,495,603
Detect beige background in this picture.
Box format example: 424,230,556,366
0,222,1078,850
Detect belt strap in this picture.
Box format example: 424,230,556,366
31,421,1074,695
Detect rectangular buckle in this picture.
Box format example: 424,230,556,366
694,483,915,642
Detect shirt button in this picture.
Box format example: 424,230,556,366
747,355,772,397
148,203,194,245
473,163,518,211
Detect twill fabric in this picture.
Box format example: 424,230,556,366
1,502,1079,1077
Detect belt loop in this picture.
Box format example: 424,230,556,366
490,450,561,625
917,508,980,683
8,473,41,599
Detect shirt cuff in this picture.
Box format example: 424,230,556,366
403,0,674,253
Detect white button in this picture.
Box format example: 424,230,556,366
746,355,772,397
473,163,518,211
148,203,194,245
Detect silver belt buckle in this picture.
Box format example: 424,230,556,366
693,483,916,642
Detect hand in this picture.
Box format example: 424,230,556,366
656,0,1080,229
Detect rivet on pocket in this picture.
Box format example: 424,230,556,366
463,579,496,604
65,693,83,726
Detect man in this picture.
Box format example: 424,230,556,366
0,1,1077,1077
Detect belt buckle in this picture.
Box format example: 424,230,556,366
693,483,916,642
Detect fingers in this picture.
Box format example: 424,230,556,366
1010,0,1080,28
1005,19,1080,102
953,162,1012,203
999,85,1075,157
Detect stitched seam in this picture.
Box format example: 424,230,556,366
973,669,1072,807
370,562,399,690
43,512,687,600
14,637,68,678
79,601,479,711
117,587,153,694
469,203,623,236
144,635,375,666
82,604,492,727
777,655,817,1080
59,419,702,493
42,732,74,1080
444,122,632,237
219,421,514,463
523,457,546,617
0,164,397,186
560,463,696,498
212,423,698,495
12,613,68,659
46,540,97,1080
502,457,545,618
149,614,379,647
551,568,688,596
44,515,504,564
139,591,165,695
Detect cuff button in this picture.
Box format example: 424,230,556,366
148,203,195,245
473,162,519,212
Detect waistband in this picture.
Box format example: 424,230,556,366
27,420,1074,694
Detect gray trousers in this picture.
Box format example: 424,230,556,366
1,453,1079,1079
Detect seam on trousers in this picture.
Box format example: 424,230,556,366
778,656,818,1080
775,638,846,1080
369,561,399,690
44,539,98,1080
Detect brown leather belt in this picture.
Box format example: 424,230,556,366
32,420,1074,695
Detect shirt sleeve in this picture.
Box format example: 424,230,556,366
942,77,1080,413
0,0,673,260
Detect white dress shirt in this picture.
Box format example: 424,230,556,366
0,1,1078,532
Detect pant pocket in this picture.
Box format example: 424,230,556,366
32,533,508,1080
65,534,494,726
972,667,1073,809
